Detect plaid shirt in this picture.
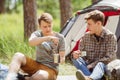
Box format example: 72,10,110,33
79,27,117,65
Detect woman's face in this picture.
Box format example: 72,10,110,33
39,20,53,36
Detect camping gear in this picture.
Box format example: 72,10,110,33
106,59,120,80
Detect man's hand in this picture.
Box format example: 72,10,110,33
48,36,59,46
72,50,81,59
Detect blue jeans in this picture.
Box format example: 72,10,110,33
72,57,106,80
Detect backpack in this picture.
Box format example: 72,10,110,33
106,59,120,80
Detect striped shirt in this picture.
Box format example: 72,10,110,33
79,27,117,65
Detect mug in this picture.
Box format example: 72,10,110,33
53,54,60,63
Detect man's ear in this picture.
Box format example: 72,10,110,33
97,21,102,26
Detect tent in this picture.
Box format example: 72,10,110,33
60,0,120,59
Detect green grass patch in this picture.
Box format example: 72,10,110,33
59,63,77,75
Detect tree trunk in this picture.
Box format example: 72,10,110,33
23,0,37,40
59,0,72,29
0,0,5,13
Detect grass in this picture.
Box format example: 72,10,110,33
0,12,77,75
59,63,77,75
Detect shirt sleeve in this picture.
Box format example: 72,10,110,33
29,31,41,41
58,34,65,52
78,36,85,51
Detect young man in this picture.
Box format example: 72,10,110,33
72,10,117,80
6,13,65,80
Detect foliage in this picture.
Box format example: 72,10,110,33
0,35,35,64
71,0,92,12
0,13,34,63
4,0,91,19
37,0,91,18
37,0,60,19
5,0,23,13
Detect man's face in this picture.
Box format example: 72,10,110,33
86,19,99,34
39,20,53,36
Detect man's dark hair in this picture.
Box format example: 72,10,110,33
85,10,105,25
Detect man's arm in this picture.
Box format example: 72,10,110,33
29,33,59,46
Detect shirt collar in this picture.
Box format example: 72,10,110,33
99,27,106,39
91,27,106,39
